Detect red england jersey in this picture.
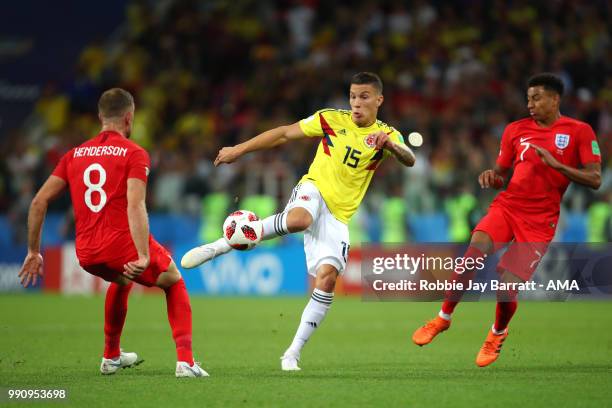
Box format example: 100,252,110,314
52,131,150,265
494,116,601,219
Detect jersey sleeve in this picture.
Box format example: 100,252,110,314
578,124,602,165
51,150,71,181
496,125,515,168
127,149,150,182
383,128,405,158
298,110,326,137
389,128,405,145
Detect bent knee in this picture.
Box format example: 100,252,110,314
113,274,132,286
315,265,338,292
155,261,182,289
470,231,494,254
287,208,313,232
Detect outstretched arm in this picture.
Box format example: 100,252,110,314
214,122,307,166
530,144,601,189
19,175,66,287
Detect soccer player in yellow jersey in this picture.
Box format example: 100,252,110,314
182,72,415,370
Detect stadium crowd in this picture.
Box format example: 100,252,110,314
1,0,610,243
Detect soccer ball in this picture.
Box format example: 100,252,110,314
223,210,263,250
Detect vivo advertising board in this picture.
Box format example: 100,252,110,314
176,243,307,295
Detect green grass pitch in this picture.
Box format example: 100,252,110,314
1,295,611,407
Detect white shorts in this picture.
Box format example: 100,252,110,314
285,182,350,277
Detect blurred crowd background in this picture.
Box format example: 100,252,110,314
1,0,610,246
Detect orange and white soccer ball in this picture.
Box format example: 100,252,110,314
222,210,263,250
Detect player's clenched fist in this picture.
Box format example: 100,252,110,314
368,131,391,150
478,169,504,189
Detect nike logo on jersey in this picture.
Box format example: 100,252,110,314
519,137,532,143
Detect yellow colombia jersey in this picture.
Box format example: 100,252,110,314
298,108,405,224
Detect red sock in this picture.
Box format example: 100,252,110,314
104,282,133,359
441,246,484,316
441,299,459,315
164,279,193,365
494,290,518,332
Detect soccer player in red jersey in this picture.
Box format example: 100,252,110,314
412,73,602,366
18,88,208,378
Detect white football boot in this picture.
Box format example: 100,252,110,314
175,361,210,378
180,238,232,269
100,350,143,375
280,350,301,371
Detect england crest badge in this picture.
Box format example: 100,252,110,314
555,133,570,149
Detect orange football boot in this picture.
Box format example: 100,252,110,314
412,316,451,346
476,328,509,367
